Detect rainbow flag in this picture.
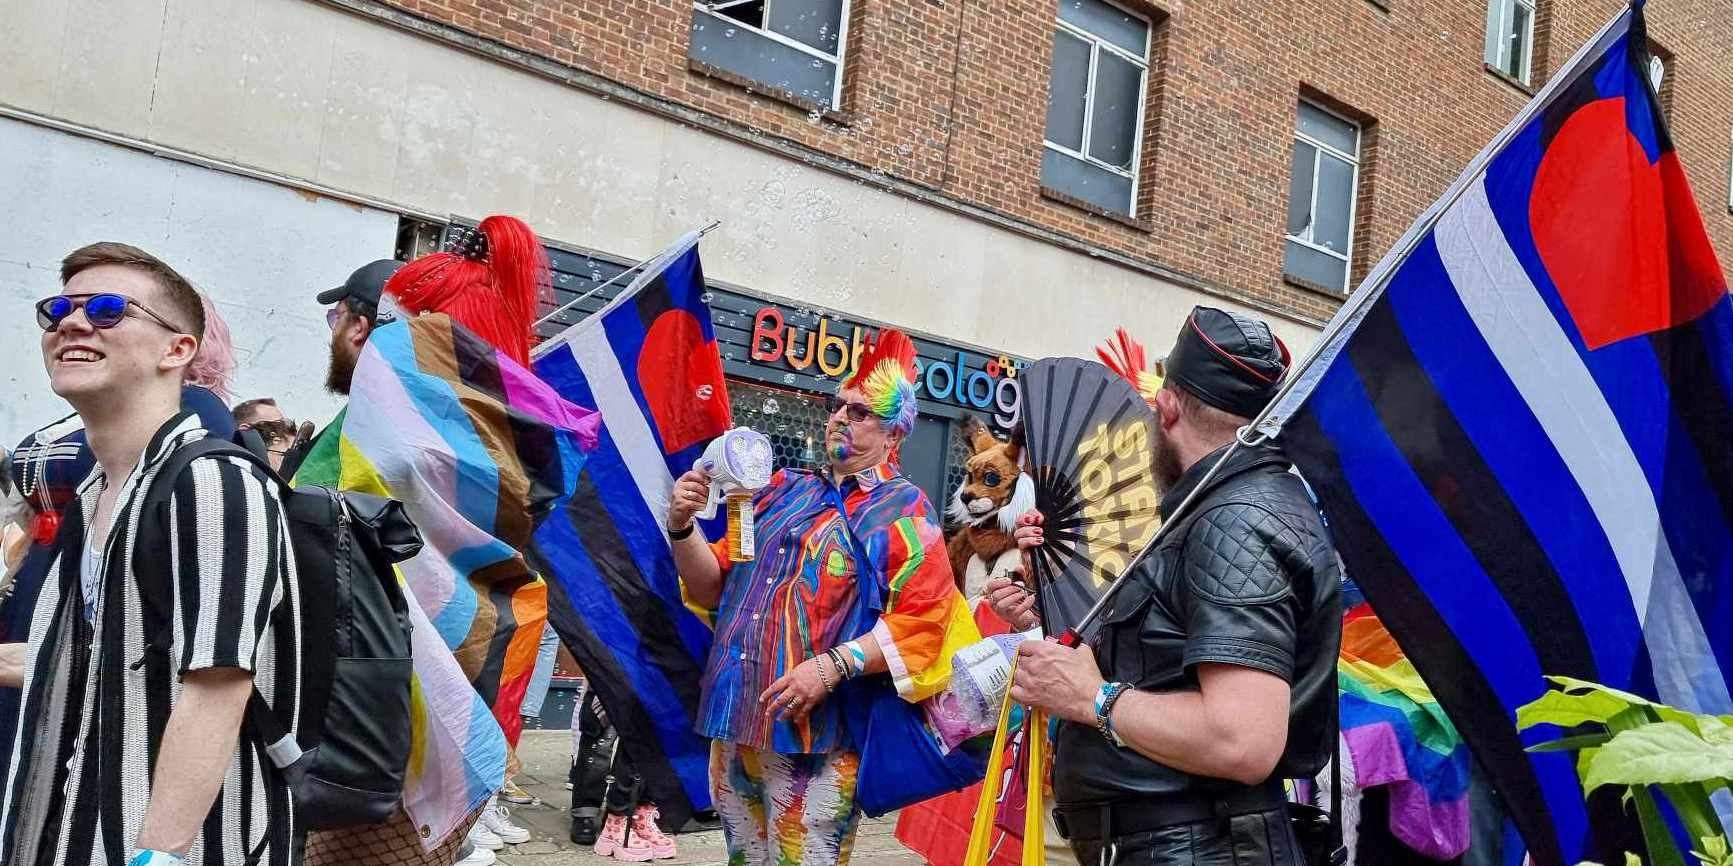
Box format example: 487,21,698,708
296,314,600,848
1338,601,1472,860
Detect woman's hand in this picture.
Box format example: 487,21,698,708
760,656,837,723
1013,509,1045,550
984,575,1038,631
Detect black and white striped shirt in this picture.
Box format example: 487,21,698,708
0,413,301,866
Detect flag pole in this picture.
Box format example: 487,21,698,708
1052,5,1635,647
532,220,722,331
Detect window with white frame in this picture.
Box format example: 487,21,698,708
1040,0,1150,216
1484,0,1536,83
689,1,849,109
1284,102,1362,293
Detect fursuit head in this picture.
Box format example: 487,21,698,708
946,417,1036,602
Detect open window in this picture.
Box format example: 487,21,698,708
689,1,849,109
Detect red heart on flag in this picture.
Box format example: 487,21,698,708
1530,97,1726,350
638,310,732,454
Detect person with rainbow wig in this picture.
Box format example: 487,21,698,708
668,330,974,866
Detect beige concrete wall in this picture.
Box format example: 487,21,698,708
0,0,1319,361
0,117,400,442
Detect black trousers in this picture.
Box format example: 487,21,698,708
1068,807,1304,866
570,691,643,818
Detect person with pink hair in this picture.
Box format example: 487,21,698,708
184,293,235,402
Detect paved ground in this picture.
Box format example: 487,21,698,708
494,731,927,866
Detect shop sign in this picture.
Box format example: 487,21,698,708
747,306,1024,429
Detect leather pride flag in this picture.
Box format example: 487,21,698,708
1261,5,1731,864
529,232,730,826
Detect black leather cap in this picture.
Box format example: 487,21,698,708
1163,306,1289,419
316,259,403,310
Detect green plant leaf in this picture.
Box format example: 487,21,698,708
1689,834,1733,866
1541,677,1718,735
1519,687,1636,731
1529,733,1617,753
1634,786,1690,866
1661,784,1727,846
1584,724,1733,792
1701,719,1733,747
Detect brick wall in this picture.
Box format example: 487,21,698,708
368,0,1733,322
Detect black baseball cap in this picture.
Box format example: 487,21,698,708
317,259,403,314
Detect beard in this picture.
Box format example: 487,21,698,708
1152,421,1185,493
325,338,357,396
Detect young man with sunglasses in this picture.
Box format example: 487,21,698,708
666,331,967,866
0,243,302,866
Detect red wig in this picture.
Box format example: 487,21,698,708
385,215,551,365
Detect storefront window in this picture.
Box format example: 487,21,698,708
944,429,972,514
727,380,829,474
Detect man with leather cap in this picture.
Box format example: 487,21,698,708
987,306,1341,866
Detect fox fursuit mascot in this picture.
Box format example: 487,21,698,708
946,418,1036,604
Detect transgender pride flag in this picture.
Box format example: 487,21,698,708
1261,4,1731,864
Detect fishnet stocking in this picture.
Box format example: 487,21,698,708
304,805,483,866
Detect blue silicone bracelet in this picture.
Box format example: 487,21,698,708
128,851,186,866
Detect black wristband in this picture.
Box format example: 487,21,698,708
668,523,695,541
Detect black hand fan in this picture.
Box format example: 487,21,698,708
1019,357,1163,636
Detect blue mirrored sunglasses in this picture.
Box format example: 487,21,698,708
36,293,183,333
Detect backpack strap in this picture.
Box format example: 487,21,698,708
137,439,261,654
136,438,302,769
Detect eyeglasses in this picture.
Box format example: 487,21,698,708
825,395,876,424
327,299,393,331
239,419,297,443
36,293,184,334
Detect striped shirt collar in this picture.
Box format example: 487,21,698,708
809,461,899,492
72,411,205,498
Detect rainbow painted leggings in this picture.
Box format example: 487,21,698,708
710,741,865,866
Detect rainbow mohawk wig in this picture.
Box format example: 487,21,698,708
1097,327,1164,409
844,329,920,436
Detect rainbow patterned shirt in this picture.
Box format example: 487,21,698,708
698,462,958,754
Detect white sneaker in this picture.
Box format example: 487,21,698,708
468,818,506,851
482,796,532,845
457,841,498,865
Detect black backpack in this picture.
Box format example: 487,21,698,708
137,438,423,830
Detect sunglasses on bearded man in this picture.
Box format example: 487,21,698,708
825,395,879,424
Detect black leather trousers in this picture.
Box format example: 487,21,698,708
1068,808,1305,866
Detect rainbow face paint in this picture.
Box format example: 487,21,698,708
829,428,854,462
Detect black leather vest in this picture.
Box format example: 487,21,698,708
1052,442,1342,806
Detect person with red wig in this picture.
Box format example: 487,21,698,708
301,215,553,866
384,215,551,367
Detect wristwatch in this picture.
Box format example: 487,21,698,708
1094,682,1130,747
